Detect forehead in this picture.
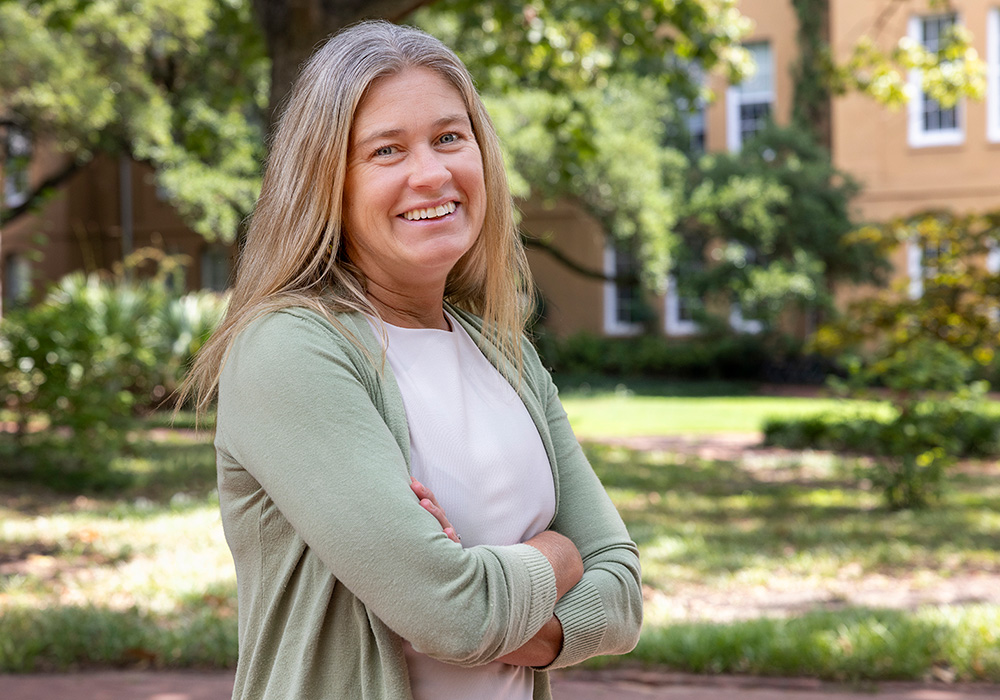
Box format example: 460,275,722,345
351,67,471,142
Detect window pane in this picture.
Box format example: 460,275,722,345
613,244,642,325
740,102,772,144
3,128,32,209
919,14,959,134
740,43,774,96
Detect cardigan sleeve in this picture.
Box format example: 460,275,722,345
531,357,643,669
216,309,559,666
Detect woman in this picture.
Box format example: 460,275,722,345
184,20,641,700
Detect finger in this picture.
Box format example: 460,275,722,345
411,478,440,507
419,497,461,544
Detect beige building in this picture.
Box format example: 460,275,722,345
3,0,1000,330
526,0,1000,338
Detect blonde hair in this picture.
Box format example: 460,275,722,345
181,20,533,415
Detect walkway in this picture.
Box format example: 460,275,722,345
3,669,998,700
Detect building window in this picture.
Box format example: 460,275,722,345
685,103,707,154
200,244,232,291
728,245,764,333
3,127,32,209
3,253,31,307
676,63,707,154
908,14,963,148
729,303,764,334
603,241,644,336
988,8,1000,143
726,42,774,151
907,237,952,299
664,273,702,336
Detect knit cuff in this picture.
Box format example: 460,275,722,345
510,542,559,641
543,577,607,669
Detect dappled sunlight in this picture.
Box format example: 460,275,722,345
588,440,1000,627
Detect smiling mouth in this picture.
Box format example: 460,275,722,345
401,201,457,221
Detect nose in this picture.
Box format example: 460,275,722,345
408,146,451,190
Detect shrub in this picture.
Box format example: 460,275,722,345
764,381,1000,509
0,271,227,490
536,330,799,381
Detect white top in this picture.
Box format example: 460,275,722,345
373,312,556,700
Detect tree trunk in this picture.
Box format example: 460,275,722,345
253,0,436,133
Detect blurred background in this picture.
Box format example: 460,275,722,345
1,0,998,684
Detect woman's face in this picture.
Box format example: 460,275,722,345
343,67,487,296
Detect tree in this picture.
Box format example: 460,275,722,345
805,211,1000,509
813,211,1000,372
483,76,687,284
671,123,888,333
253,0,435,128
0,0,268,241
0,0,988,287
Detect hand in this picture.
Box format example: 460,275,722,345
411,477,461,544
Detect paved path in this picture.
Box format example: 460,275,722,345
3,669,998,700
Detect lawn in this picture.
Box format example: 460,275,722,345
556,377,887,437
1,383,999,682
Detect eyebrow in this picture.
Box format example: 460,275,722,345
352,114,472,151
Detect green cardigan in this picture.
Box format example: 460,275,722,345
215,305,642,700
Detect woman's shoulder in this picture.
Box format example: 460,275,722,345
228,305,378,372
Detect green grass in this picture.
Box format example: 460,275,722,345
556,378,888,437
583,442,1000,680
0,427,234,671
620,606,1000,681
1,394,999,682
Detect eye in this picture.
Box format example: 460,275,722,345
374,145,396,157
438,133,458,145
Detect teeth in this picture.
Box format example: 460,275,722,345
403,201,456,221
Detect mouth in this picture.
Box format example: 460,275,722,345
400,201,457,221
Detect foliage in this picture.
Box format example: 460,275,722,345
790,0,832,144
672,123,884,331
814,211,1000,370
835,3,987,109
0,0,268,240
538,330,771,381
807,211,1000,509
764,387,1000,460
0,263,227,489
486,78,688,281
417,0,753,96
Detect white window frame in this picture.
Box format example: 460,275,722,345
602,243,643,336
907,237,925,299
988,8,1000,143
726,42,774,152
3,253,31,306
987,240,1000,275
909,235,956,300
664,275,701,336
729,303,763,334
686,100,708,154
907,14,964,148
3,127,32,209
678,62,708,154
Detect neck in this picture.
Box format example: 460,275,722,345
365,281,449,330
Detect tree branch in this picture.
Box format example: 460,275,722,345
522,230,617,282
0,159,84,226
